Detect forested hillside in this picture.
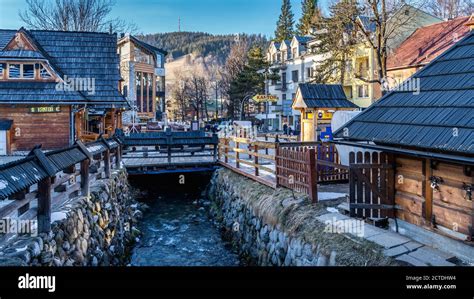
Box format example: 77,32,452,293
137,32,268,63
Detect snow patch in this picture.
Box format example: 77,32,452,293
51,211,68,222
318,192,347,201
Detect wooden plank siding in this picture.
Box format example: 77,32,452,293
394,154,474,238
432,162,474,236
0,105,71,151
394,155,426,226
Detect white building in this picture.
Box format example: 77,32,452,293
260,35,325,131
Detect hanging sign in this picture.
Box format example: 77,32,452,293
252,94,279,103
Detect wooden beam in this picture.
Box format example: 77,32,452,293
104,149,111,178
81,159,90,197
37,177,52,233
307,148,318,203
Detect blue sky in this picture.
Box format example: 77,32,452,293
0,0,329,37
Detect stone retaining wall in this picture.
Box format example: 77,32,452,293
0,169,146,266
207,168,396,266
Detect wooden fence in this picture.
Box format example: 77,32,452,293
349,151,395,219
275,146,317,202
218,137,348,203
0,137,122,233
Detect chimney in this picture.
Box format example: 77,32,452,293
466,14,474,31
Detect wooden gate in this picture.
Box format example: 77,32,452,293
349,152,395,219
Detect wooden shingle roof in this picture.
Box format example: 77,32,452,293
334,31,474,155
297,84,358,109
0,28,127,107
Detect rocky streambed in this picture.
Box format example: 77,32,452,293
129,172,241,266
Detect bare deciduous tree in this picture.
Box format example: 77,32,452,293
427,0,474,19
19,0,137,33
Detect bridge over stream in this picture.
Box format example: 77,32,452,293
116,129,219,175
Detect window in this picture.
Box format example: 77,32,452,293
357,85,369,98
306,68,312,79
39,64,52,79
292,70,299,83
0,63,4,79
281,72,287,89
282,94,286,101
292,48,297,59
9,64,20,78
23,64,34,79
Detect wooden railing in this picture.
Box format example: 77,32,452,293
218,137,348,203
218,136,277,188
0,136,122,233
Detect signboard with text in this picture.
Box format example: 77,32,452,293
29,106,61,113
252,94,279,103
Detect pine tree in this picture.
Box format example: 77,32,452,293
297,0,319,36
274,0,295,42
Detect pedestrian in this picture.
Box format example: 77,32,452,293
283,123,288,135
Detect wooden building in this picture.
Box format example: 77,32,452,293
0,28,128,152
334,29,474,242
292,84,358,142
117,34,167,124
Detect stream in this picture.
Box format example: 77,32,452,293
128,172,240,266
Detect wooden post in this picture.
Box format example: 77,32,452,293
224,138,229,164
275,142,280,187
80,159,90,197
37,177,52,233
424,158,434,225
236,140,240,168
254,144,259,176
265,135,269,155
349,152,356,217
307,148,318,203
104,149,111,178
115,146,122,169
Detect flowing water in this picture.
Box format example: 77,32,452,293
129,172,240,266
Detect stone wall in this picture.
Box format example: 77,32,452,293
0,169,146,266
207,168,396,266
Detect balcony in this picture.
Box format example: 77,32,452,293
270,61,287,71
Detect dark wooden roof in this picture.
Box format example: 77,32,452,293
334,31,474,155
298,83,358,109
0,28,128,107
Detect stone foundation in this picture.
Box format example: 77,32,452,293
0,169,147,266
207,168,396,266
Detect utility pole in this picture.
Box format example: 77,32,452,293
178,17,181,32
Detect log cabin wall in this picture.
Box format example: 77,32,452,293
431,161,474,237
394,155,426,226
395,154,474,239
0,105,71,151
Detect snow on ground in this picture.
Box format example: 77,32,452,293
318,192,347,201
51,211,68,223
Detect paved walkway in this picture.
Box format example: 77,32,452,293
316,210,459,266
